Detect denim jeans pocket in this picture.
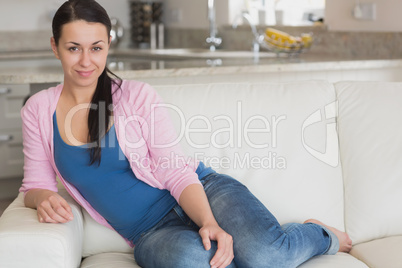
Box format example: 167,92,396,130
136,207,177,243
199,172,219,187
173,205,198,228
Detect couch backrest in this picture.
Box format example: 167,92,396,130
81,80,345,257
335,81,402,245
156,81,344,226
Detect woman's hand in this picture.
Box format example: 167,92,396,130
32,189,74,223
179,184,234,267
199,224,234,268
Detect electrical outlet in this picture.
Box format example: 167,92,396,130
353,3,376,20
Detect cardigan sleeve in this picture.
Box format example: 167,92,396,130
125,81,202,203
19,94,58,195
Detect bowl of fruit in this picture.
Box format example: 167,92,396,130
261,28,313,54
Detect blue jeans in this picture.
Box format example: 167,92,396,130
134,173,339,268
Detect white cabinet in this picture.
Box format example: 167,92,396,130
0,84,29,180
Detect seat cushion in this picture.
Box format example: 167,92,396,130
335,81,402,244
81,252,140,268
350,236,402,268
81,252,367,268
298,253,368,268
82,208,133,257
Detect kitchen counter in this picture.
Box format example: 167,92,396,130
1,48,402,84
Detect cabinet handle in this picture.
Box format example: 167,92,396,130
0,135,13,142
0,88,11,95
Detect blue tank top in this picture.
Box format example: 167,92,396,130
53,112,214,243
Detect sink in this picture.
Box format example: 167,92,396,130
110,48,279,60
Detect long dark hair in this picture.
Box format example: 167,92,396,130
52,0,122,166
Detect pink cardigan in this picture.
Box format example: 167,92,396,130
19,80,201,246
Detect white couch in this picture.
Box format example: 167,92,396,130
1,80,401,268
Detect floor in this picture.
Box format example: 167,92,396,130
0,198,14,217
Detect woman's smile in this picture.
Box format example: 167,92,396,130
76,70,95,77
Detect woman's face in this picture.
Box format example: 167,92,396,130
51,20,110,90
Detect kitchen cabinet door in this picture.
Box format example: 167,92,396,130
0,84,28,180
0,84,30,130
0,128,23,179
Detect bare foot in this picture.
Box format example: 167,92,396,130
304,219,353,253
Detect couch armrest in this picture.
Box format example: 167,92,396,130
0,189,84,268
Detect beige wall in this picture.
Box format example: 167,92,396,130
325,0,402,32
0,0,224,31
0,0,130,32
164,0,402,32
0,0,401,32
164,0,229,29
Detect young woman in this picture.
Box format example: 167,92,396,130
20,0,352,267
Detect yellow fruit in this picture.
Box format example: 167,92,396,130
263,28,313,52
301,34,313,48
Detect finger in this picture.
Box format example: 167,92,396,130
37,208,58,223
49,195,73,222
219,239,234,268
210,239,226,267
217,237,234,268
37,202,58,223
220,256,234,268
37,212,43,223
199,228,212,250
40,202,69,223
56,201,74,221
48,205,70,223
211,234,233,268
54,206,73,222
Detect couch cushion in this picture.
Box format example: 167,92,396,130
299,253,368,268
80,252,367,268
336,81,402,244
350,236,402,268
155,81,344,228
82,209,133,257
0,189,83,268
81,252,140,268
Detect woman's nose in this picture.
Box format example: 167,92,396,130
79,51,91,67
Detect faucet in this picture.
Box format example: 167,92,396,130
232,11,265,53
206,0,222,51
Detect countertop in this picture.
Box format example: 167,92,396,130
1,48,402,84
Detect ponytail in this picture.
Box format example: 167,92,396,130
87,68,121,166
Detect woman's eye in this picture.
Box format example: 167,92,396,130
68,47,79,52
92,47,102,51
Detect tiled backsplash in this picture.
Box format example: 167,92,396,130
165,25,402,59
1,25,402,59
0,31,53,52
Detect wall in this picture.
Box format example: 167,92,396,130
164,0,229,29
2,0,402,32
325,0,402,32
0,0,130,32
0,0,222,31
164,0,402,32
0,0,233,32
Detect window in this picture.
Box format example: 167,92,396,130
244,0,325,26
275,0,325,25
